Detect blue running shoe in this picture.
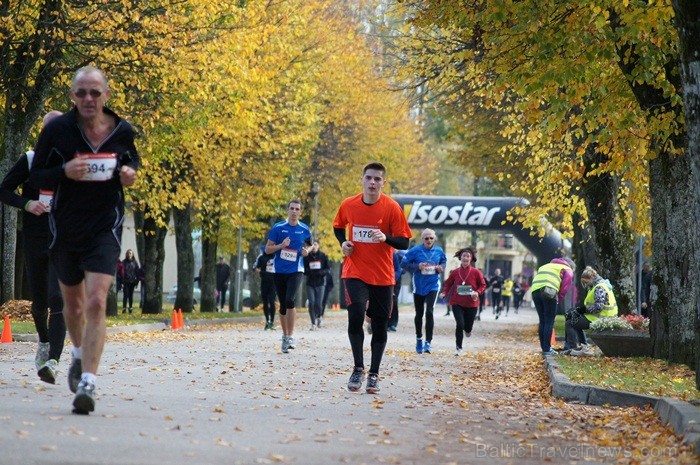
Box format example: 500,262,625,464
415,339,423,354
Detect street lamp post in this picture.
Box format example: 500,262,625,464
311,181,320,240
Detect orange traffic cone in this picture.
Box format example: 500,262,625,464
550,328,557,347
172,310,179,330
1,315,12,343
177,309,184,329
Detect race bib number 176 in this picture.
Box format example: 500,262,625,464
352,225,380,243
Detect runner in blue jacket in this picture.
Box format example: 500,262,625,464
401,229,446,354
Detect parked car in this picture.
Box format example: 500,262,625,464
166,284,251,307
166,284,201,304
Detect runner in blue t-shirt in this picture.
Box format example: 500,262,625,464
265,199,312,353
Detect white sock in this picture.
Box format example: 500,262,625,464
72,346,82,359
81,372,96,385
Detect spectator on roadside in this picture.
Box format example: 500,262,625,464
0,110,66,385
29,65,139,414
215,256,231,311
120,249,139,314
564,266,618,357
530,257,575,356
303,240,330,330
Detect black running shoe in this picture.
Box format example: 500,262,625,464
365,373,381,394
347,367,365,392
72,380,95,414
68,357,82,393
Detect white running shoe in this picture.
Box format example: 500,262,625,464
38,359,58,384
35,342,50,371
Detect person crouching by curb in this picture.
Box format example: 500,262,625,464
563,266,618,357
530,256,575,356
440,247,486,356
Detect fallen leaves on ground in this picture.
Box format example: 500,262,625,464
1,300,33,322
101,316,696,464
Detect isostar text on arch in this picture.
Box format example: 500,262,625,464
404,201,501,227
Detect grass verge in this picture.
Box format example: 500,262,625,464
556,355,699,403
7,307,265,334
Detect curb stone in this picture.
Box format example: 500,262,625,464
545,355,700,454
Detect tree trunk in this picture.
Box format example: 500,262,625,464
142,213,168,314
0,205,18,303
106,280,118,317
671,0,700,390
243,246,259,310
134,209,146,269
648,153,699,368
571,212,597,305
173,205,195,312
610,8,698,370
580,145,636,314
249,247,263,309
200,237,218,312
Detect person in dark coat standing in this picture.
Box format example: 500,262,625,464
120,249,139,314
216,256,231,311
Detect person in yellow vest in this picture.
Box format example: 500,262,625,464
564,266,618,357
530,257,576,356
501,277,514,316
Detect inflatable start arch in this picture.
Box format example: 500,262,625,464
392,195,570,265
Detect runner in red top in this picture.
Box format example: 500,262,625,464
333,162,412,394
440,247,486,356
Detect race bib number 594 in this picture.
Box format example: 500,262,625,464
78,152,117,182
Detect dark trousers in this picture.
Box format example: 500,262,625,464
306,284,325,324
25,236,66,361
388,281,401,328
217,287,228,309
261,279,276,323
452,305,478,349
414,290,438,342
344,278,393,375
123,282,137,311
533,289,558,352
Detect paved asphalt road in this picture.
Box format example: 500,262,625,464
0,305,693,465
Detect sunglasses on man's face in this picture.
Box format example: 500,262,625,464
423,237,435,241
73,89,103,98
